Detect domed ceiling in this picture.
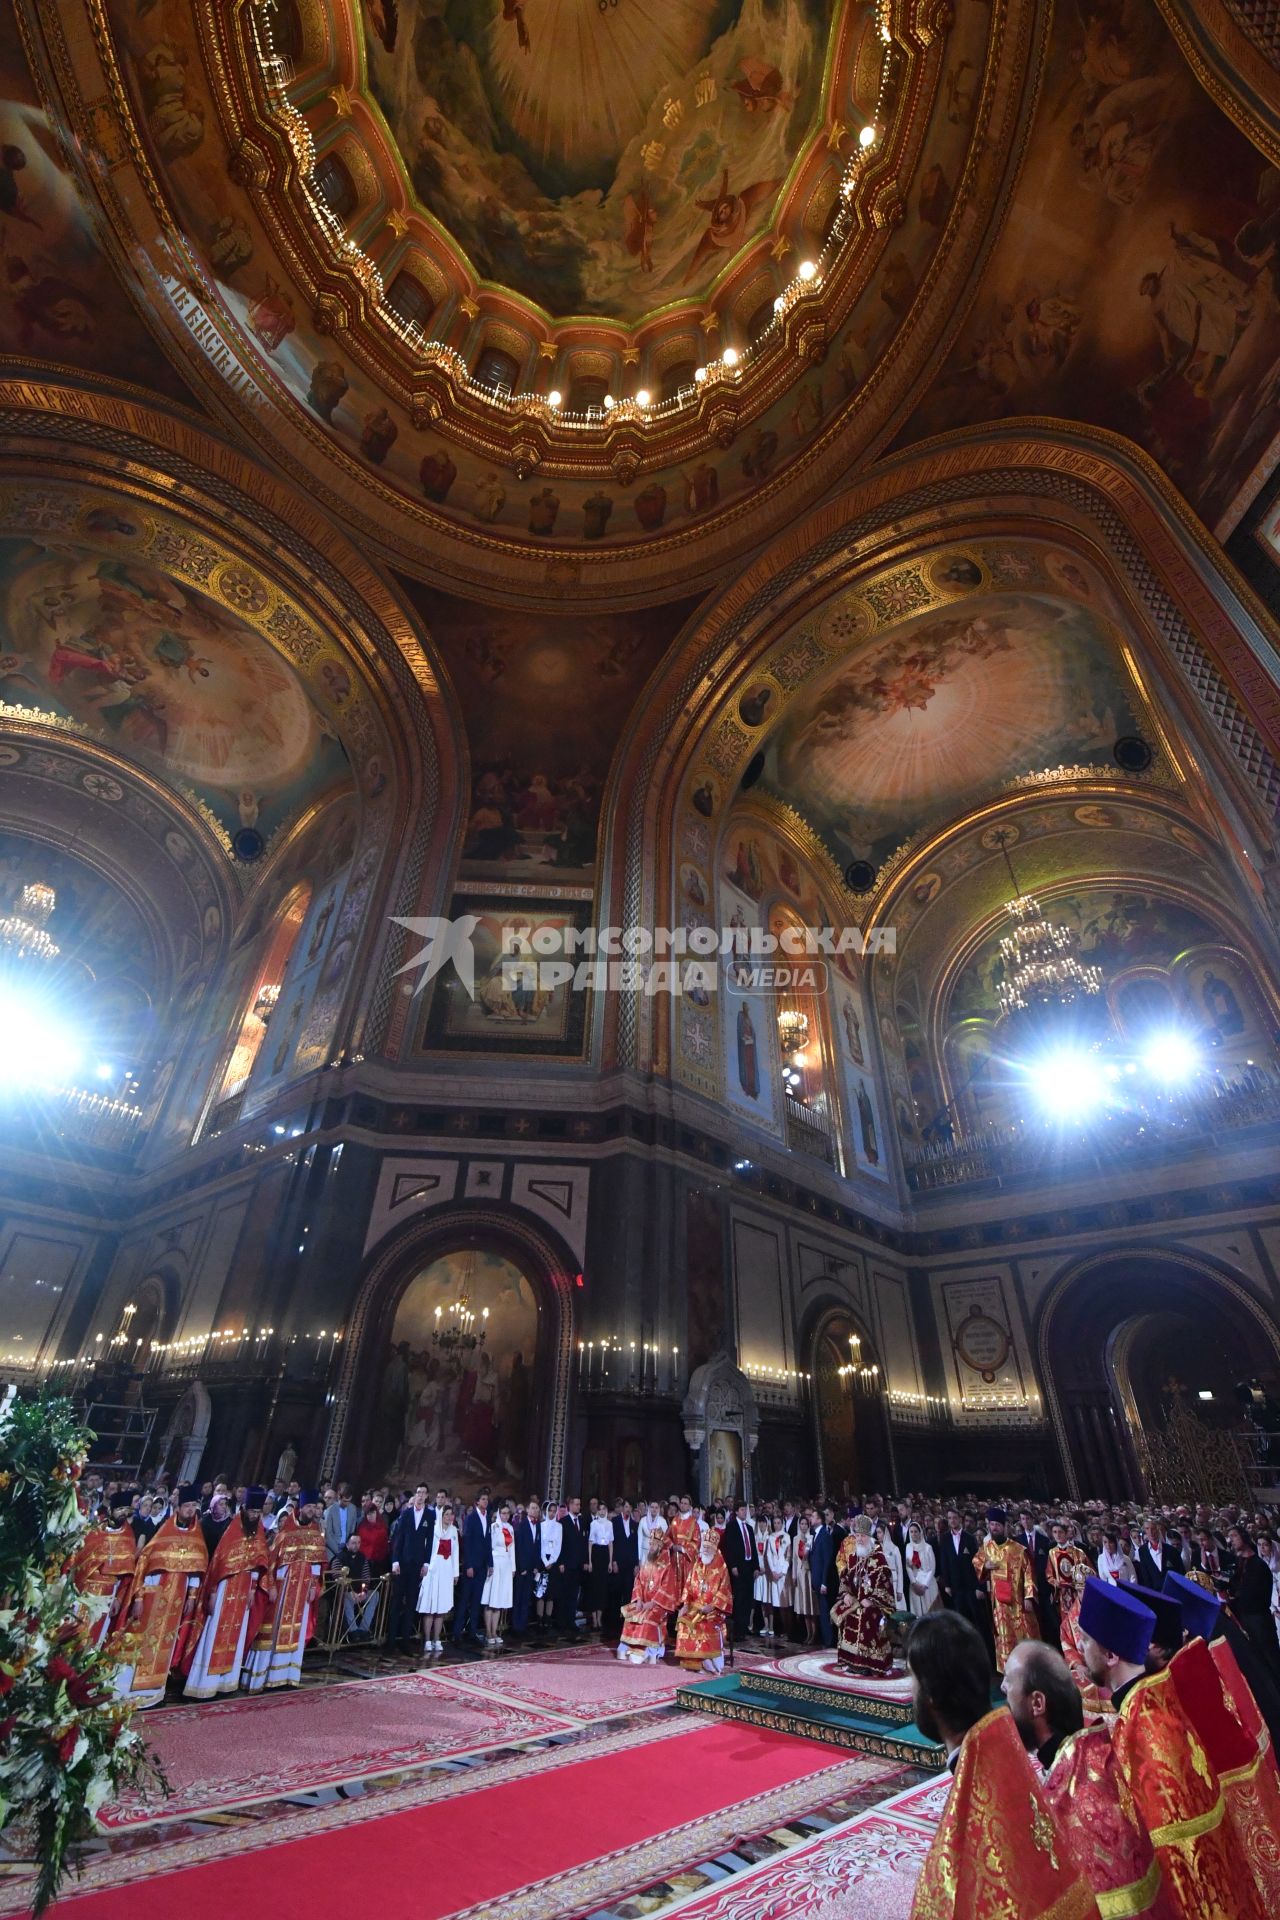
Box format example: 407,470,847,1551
22,0,1043,602
364,0,835,323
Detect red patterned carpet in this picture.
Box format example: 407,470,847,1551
432,1641,769,1720
656,1775,950,1920
33,1718,906,1920
99,1673,578,1829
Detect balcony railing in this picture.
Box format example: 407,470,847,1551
906,1072,1280,1192
783,1090,836,1166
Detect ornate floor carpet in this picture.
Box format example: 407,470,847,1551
96,1672,580,1829
10,1717,913,1919
431,1641,771,1720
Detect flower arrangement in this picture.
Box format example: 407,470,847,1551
0,1386,162,1913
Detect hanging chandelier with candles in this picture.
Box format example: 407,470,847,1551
0,883,59,963
992,841,1102,1018
432,1253,489,1353
777,1008,810,1055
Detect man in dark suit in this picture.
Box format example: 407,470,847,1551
511,1496,542,1636
721,1499,760,1642
389,1482,435,1650
452,1493,491,1644
609,1501,640,1634
554,1497,586,1636
1227,1526,1280,1677
810,1503,845,1648
936,1507,980,1624
1136,1519,1181,1589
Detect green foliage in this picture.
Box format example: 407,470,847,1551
0,1387,163,1913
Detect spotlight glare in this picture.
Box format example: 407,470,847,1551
722,346,739,368
694,366,708,383
1024,1049,1105,1121
0,987,82,1091
547,388,562,407
797,260,818,282
1141,1030,1200,1085
859,124,877,148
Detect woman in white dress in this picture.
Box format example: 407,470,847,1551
417,1502,459,1653
791,1518,815,1642
752,1511,772,1636
904,1521,939,1617
876,1521,906,1612
762,1524,790,1638
482,1500,517,1647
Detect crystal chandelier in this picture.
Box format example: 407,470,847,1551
777,1008,810,1055
432,1254,489,1353
993,845,1102,1016
0,883,60,963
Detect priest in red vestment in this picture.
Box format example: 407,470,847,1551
72,1489,138,1649
973,1506,1038,1675
183,1488,272,1700
675,1530,732,1672
109,1487,208,1708
1003,1639,1175,1919
667,1497,702,1603
1076,1576,1267,1920
907,1611,1100,1920
1159,1576,1280,1912
1046,1520,1092,1690
832,1516,895,1675
242,1499,326,1691
618,1533,679,1663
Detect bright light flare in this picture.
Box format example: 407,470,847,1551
0,985,82,1091
1023,1048,1107,1121
1141,1030,1200,1085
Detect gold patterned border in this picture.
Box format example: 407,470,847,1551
675,1683,945,1769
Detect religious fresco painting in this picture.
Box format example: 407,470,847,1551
422,897,593,1056
899,3,1280,526
763,594,1145,871
0,535,353,845
410,586,689,882
0,42,192,400
376,1251,540,1499
719,876,778,1128
365,0,830,322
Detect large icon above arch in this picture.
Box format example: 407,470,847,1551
376,1251,540,1497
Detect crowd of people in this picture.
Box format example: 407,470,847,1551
68,1462,1280,1914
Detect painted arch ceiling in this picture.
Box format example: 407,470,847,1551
4,0,1280,980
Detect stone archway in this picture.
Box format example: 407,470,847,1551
803,1303,892,1501
158,1381,212,1484
322,1207,577,1500
1038,1249,1280,1501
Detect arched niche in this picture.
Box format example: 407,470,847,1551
681,1352,760,1509
605,428,1280,1097
1036,1248,1280,1501
322,1208,577,1500
800,1301,892,1501
157,1381,212,1485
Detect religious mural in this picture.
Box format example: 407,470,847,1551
406,586,690,881
0,35,192,400
900,3,1280,526
375,1251,539,1498
763,594,1144,870
0,534,353,845
365,0,830,321
421,896,593,1056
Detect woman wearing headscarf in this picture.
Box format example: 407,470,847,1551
876,1519,906,1612
416,1501,459,1654
905,1519,939,1617
482,1498,517,1647
791,1514,815,1643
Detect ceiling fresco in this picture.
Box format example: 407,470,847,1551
897,0,1280,532
365,0,831,322
0,28,193,403
760,590,1145,870
16,0,1035,599
402,582,694,881
0,489,354,848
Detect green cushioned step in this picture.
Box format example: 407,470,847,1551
675,1674,947,1771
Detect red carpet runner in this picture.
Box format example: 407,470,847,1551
59,1719,845,1919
